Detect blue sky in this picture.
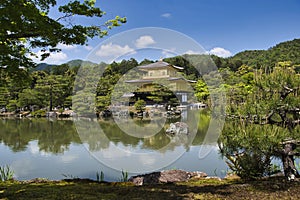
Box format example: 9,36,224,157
35,0,300,64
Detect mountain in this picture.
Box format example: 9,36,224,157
33,60,98,72
65,59,97,68
229,38,300,68
35,63,56,71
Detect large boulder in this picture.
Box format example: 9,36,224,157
128,169,207,186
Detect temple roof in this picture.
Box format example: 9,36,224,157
138,61,184,70
125,79,153,83
125,77,196,84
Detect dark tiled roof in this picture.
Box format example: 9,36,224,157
138,61,183,70
168,77,197,83
125,79,153,83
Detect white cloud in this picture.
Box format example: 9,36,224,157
139,155,156,165
96,43,135,58
100,145,132,159
135,35,156,48
29,141,39,155
28,141,50,157
57,43,77,50
209,47,232,58
29,50,68,65
12,159,35,178
161,13,171,18
45,52,68,64
184,48,232,58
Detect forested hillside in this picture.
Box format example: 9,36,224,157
212,39,300,71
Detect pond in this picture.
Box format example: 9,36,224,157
0,111,227,181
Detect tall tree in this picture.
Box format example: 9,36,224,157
219,62,300,180
0,0,126,71
35,74,70,111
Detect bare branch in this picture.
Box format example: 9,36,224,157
281,139,300,145
55,13,74,22
280,85,294,100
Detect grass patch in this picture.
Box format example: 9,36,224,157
0,165,14,181
0,177,299,199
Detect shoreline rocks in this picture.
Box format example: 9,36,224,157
128,169,207,186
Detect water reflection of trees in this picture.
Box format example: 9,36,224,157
90,110,212,152
0,119,81,154
37,120,81,154
0,111,212,154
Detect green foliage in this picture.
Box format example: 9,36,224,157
35,74,71,111
62,174,79,179
164,55,200,79
119,170,128,182
235,64,299,122
96,171,104,182
31,109,46,117
107,59,138,75
218,39,300,70
219,62,300,179
95,95,111,111
219,121,289,179
96,73,121,111
18,89,41,109
0,0,126,71
6,100,18,112
0,86,9,107
1,119,81,153
134,99,146,112
194,79,209,102
51,64,70,75
0,165,14,181
1,177,300,199
139,59,154,66
72,91,95,115
148,84,179,106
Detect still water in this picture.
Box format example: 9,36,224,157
0,112,227,181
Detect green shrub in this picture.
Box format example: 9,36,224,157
31,109,46,117
219,121,289,179
0,165,14,181
134,99,146,112
96,171,104,182
119,170,128,182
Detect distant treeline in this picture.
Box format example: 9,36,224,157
0,39,299,114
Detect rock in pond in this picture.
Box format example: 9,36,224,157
165,122,189,135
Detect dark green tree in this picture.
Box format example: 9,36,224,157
134,99,146,113
34,74,70,111
147,84,179,107
219,62,300,180
194,79,209,102
18,88,41,110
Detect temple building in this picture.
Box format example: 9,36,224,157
125,60,196,105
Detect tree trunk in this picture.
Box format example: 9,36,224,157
281,142,299,181
49,85,53,111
